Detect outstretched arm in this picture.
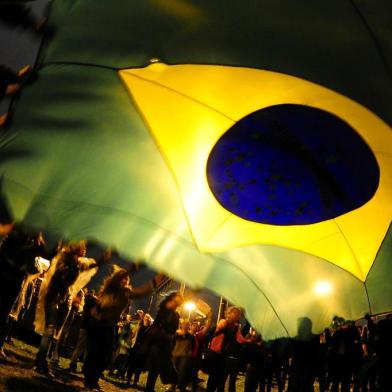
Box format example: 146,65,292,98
131,273,165,299
200,311,213,336
236,328,252,343
78,256,97,271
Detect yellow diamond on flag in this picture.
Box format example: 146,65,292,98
120,63,392,281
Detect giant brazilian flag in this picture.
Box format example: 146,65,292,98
1,0,392,338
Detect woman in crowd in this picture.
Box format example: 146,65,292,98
144,291,184,392
206,306,251,392
34,241,97,376
329,319,362,392
83,266,162,390
189,312,213,391
287,317,320,392
68,289,97,372
172,319,195,392
126,311,153,386
115,320,133,380
244,329,267,392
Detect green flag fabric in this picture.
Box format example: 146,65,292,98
1,0,392,338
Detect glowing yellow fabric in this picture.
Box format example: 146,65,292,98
119,63,392,281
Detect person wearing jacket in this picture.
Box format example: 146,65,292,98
34,241,97,376
144,291,184,392
126,311,153,386
206,306,251,392
83,266,162,390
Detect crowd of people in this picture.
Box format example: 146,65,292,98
0,224,392,392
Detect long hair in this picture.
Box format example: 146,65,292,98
225,306,243,318
34,249,78,335
91,266,131,322
158,291,183,310
62,240,87,257
99,266,129,296
46,251,80,301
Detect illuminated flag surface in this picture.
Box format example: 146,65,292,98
1,0,391,338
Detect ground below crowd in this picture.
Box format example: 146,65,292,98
0,339,249,392
0,339,173,392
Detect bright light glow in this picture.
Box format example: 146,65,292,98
314,281,333,296
35,256,50,271
184,301,196,311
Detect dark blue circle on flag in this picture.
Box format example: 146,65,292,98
206,104,379,225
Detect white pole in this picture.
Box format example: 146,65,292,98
217,296,224,321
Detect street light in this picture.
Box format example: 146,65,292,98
184,301,196,320
314,281,333,297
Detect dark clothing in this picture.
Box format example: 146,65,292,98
173,332,194,357
0,228,43,281
245,363,266,392
173,356,193,392
222,356,240,392
173,332,196,391
262,339,288,392
145,344,177,391
69,294,97,368
150,307,180,337
69,328,88,368
244,342,267,392
83,320,115,388
206,349,225,392
244,341,266,366
83,277,154,387
288,335,320,392
330,326,361,392
35,251,95,370
91,287,132,326
45,255,82,306
126,323,149,384
126,347,144,384
35,301,58,370
221,325,242,358
0,281,20,347
377,317,392,392
83,277,154,386
145,308,180,391
207,324,244,392
80,293,97,330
